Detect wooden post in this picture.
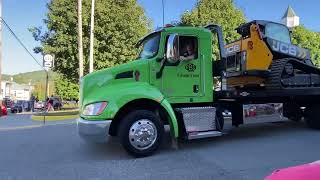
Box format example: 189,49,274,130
89,0,95,73
78,0,84,79
161,0,165,27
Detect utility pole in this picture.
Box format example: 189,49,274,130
43,54,54,124
161,0,165,27
197,0,201,24
0,0,2,117
77,0,84,79
89,0,95,73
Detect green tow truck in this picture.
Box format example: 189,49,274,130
78,22,320,157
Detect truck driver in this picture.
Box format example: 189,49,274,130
180,40,196,61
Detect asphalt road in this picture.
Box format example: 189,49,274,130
0,114,320,180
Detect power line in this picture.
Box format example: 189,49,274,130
0,17,45,70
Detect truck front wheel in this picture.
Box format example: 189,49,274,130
119,110,164,157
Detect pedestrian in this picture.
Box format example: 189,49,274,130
46,97,54,112
30,94,36,112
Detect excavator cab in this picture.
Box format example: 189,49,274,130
236,20,291,44
224,20,319,89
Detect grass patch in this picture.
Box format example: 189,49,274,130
62,103,79,111
32,114,79,121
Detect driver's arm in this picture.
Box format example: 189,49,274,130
180,54,195,61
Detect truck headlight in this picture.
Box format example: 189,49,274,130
82,102,108,116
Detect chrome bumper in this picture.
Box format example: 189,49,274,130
77,118,112,143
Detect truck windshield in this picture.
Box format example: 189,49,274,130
138,33,160,59
265,23,291,44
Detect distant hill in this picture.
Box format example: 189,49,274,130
2,70,56,85
2,74,11,81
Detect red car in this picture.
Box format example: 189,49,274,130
1,103,8,116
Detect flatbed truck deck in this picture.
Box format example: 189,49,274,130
216,88,320,104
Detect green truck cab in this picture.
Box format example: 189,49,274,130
78,25,227,157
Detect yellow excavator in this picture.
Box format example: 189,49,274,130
224,20,320,90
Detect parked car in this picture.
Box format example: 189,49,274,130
244,105,257,117
3,97,13,109
11,100,24,113
23,101,32,112
34,101,45,110
256,104,276,115
48,97,63,110
1,103,7,116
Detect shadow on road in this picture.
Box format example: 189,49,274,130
179,121,313,149
1,117,319,180
74,120,317,160
76,126,176,160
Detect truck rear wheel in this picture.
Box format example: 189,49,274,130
119,110,164,157
305,105,320,129
231,103,243,127
283,103,303,122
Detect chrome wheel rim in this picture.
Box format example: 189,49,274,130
129,119,157,150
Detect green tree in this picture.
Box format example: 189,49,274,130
32,83,46,101
181,0,246,45
54,75,79,101
291,26,320,66
30,0,150,83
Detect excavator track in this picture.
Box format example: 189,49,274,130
265,59,287,90
266,58,320,90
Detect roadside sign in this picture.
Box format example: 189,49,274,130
43,54,54,71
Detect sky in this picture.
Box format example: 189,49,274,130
2,0,320,75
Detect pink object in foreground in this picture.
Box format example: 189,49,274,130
265,161,320,180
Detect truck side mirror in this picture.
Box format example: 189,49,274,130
166,34,180,64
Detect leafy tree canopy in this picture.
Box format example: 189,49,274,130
291,26,320,66
30,0,150,83
54,75,79,101
181,0,246,44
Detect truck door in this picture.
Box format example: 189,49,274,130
161,35,203,99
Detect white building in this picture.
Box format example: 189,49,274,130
1,81,33,101
281,5,299,29
1,81,13,99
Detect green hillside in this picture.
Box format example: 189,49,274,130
2,74,11,81
2,70,57,100
2,70,56,85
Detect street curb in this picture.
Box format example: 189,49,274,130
33,110,79,116
31,114,79,121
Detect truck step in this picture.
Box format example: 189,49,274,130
188,130,222,140
179,106,217,132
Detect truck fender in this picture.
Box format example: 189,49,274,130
160,98,179,138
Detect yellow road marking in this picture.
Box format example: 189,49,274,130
0,125,43,131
